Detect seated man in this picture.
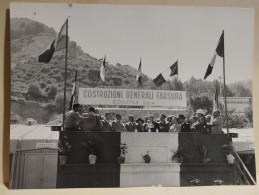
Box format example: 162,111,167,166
78,107,102,131
125,115,137,132
101,112,113,131
112,113,126,132
211,110,223,134
64,104,82,131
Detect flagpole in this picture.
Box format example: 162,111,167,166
222,30,229,136
62,18,68,130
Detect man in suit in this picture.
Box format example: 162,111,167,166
158,114,169,132
178,114,191,132
101,112,113,131
146,114,160,132
125,114,137,132
112,113,126,132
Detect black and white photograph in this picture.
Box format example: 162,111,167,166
9,2,256,188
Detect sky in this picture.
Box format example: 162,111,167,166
10,3,254,83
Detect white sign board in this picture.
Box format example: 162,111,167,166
78,88,187,107
36,142,58,149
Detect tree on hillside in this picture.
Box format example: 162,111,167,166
168,77,184,90
27,84,42,99
48,85,58,100
189,96,213,114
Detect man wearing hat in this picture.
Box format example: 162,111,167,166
135,118,145,132
178,114,191,132
191,109,207,133
64,103,82,131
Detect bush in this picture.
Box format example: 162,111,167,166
226,112,249,129
48,85,58,100
27,84,42,98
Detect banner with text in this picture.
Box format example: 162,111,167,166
78,88,187,107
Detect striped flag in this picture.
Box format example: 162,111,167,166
170,60,178,77
100,55,106,82
136,59,142,86
38,19,67,63
69,70,77,111
204,32,224,80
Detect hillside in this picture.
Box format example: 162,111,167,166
10,18,152,123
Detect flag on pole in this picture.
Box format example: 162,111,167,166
204,53,216,79
99,55,106,82
69,70,77,111
136,58,142,86
170,60,178,77
153,73,166,87
204,32,224,79
38,20,67,63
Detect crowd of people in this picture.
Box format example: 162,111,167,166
64,104,223,134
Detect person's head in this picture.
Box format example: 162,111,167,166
115,113,122,121
95,109,99,114
172,116,178,124
160,114,166,122
144,116,149,123
149,114,155,122
128,114,134,122
195,109,205,119
73,104,80,112
88,106,95,113
206,114,212,123
178,114,186,124
105,112,110,120
213,110,220,119
190,116,197,124
136,118,144,125
167,115,173,123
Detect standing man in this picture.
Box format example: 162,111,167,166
211,110,223,134
158,114,169,132
112,113,126,132
101,112,113,131
78,107,102,131
64,104,82,131
178,114,191,132
147,114,160,132
125,115,137,132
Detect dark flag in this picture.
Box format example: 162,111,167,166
136,59,142,86
153,73,166,87
99,55,106,82
170,60,178,77
204,32,224,79
38,20,67,63
216,32,224,57
69,70,77,110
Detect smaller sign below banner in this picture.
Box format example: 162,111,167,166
36,142,58,149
